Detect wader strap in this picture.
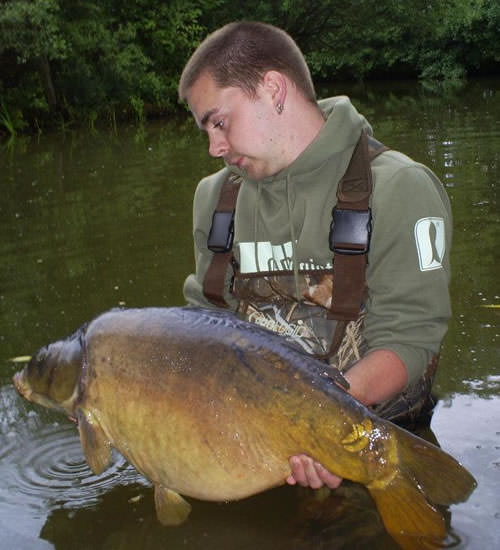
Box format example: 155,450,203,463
202,134,388,313
203,177,241,308
329,131,389,321
313,320,348,361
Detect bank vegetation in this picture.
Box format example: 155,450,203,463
1,0,499,135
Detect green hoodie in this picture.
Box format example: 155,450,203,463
184,96,452,386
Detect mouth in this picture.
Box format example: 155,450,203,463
227,156,245,169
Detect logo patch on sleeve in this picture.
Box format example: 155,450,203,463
414,217,445,271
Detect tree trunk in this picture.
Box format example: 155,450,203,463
37,54,57,109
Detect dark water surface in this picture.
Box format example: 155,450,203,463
1,78,499,549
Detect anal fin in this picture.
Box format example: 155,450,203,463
76,408,112,475
154,485,192,526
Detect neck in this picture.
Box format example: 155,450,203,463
280,97,325,167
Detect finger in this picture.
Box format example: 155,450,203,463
288,455,342,490
288,455,308,486
301,456,324,489
285,474,297,485
314,461,343,489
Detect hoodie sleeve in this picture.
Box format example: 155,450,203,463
363,153,452,385
183,170,239,310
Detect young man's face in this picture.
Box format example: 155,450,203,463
187,71,287,180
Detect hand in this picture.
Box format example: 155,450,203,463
286,454,342,489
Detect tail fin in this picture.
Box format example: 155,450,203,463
395,427,476,506
369,473,446,550
369,427,476,550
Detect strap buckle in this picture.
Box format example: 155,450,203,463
329,208,372,255
207,211,235,253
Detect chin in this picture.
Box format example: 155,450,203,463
245,166,273,180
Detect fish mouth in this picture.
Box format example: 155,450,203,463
12,370,65,412
12,371,32,401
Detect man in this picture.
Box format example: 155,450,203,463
178,22,452,490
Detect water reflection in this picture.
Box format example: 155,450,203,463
431,395,500,549
38,482,398,550
40,485,298,550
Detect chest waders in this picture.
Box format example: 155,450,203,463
202,131,437,428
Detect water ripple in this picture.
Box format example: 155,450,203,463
0,420,149,513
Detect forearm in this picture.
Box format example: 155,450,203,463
344,349,408,406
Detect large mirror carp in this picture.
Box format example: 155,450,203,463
13,307,476,550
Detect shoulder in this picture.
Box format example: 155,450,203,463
192,167,235,231
194,167,231,204
193,167,233,220
372,150,437,187
371,150,450,215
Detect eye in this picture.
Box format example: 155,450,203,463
212,119,224,129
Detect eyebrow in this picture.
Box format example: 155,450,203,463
199,108,219,128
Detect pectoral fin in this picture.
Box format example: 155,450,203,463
154,485,192,526
76,408,111,475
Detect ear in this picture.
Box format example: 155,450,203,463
261,71,287,105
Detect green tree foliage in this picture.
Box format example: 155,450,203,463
0,0,498,134
0,0,67,130
55,0,214,118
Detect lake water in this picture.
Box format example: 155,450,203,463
1,78,499,549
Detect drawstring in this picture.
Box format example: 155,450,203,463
254,182,262,271
252,175,300,302
286,174,301,303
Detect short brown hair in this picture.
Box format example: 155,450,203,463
178,21,316,103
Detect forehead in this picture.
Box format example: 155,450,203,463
187,72,220,127
187,72,252,128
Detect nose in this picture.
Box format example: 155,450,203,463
208,132,229,158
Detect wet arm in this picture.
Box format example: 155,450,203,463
343,349,408,406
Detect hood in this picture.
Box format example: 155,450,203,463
228,96,372,184
230,97,372,297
